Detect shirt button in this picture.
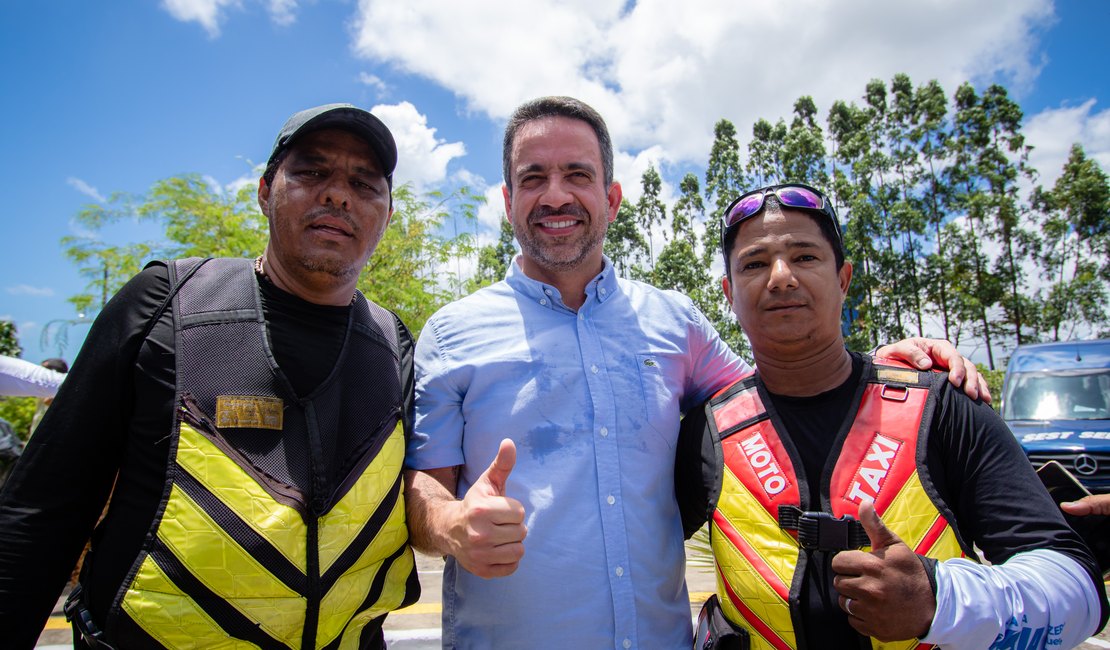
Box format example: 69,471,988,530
615,566,624,577
591,365,599,374
600,427,608,437
539,298,547,306
600,287,608,295
544,288,552,296
607,495,615,505
623,640,631,649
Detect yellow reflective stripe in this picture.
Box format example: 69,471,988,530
121,555,262,650
318,422,405,572
333,546,417,650
924,522,963,560
882,471,959,561
318,490,412,644
713,465,797,649
874,638,925,650
177,422,307,569
158,484,306,646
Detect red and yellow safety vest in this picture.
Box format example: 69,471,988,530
708,358,967,650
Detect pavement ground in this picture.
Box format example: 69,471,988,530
35,543,1110,648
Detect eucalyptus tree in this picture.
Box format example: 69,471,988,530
703,119,746,268
746,118,786,187
1034,144,1110,339
636,165,667,269
975,84,1037,348
672,172,704,250
945,82,1001,367
914,79,957,340
605,198,649,278
782,96,828,187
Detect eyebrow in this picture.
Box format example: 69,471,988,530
737,239,823,262
291,150,383,179
514,161,597,177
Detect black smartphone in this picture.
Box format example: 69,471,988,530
1037,460,1110,576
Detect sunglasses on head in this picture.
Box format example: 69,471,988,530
720,183,843,245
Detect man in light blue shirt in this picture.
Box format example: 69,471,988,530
403,96,986,649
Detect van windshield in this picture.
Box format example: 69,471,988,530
1003,369,1110,421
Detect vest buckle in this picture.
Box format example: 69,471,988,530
778,506,869,551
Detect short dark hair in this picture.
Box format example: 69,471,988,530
262,149,288,187
721,196,846,277
502,96,614,195
41,358,68,374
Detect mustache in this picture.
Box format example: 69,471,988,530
305,206,358,232
528,204,590,223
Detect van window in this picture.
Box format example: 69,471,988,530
1003,369,1110,421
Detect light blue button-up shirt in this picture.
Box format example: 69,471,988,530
408,257,748,649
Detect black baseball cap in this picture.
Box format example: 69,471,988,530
267,103,397,184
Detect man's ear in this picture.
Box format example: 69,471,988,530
721,274,734,309
258,177,271,217
839,260,853,295
502,184,513,223
606,181,622,223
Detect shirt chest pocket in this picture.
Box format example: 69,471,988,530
635,353,681,450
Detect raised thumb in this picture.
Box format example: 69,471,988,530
858,499,901,551
479,438,516,496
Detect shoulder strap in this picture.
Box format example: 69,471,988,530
139,258,211,342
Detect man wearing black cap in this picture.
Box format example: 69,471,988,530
0,104,419,649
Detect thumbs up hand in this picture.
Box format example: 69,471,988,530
830,500,936,641
450,439,527,578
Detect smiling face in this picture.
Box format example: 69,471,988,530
502,116,620,284
722,208,853,357
258,128,392,303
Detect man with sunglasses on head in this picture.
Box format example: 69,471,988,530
404,95,995,650
677,183,1108,649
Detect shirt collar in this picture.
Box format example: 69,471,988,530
505,255,618,311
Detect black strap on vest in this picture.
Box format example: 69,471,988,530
64,584,117,650
778,505,870,551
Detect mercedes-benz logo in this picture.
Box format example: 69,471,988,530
1073,454,1098,477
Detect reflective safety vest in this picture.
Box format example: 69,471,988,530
708,358,968,650
106,258,418,649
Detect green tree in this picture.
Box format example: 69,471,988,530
0,321,21,357
704,120,745,252
671,173,704,250
636,165,667,270
747,118,787,187
605,198,649,277
0,320,35,440
946,83,1002,368
782,96,828,186
468,219,517,293
1034,144,1110,339
361,183,482,335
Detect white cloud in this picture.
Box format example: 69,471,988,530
352,0,1057,174
5,285,55,297
1023,99,1110,187
371,101,467,188
267,0,298,27
66,177,106,203
358,72,390,96
161,0,298,37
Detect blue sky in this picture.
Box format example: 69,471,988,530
1,0,1108,363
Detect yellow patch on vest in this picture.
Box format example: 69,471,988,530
875,368,919,385
216,395,284,430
